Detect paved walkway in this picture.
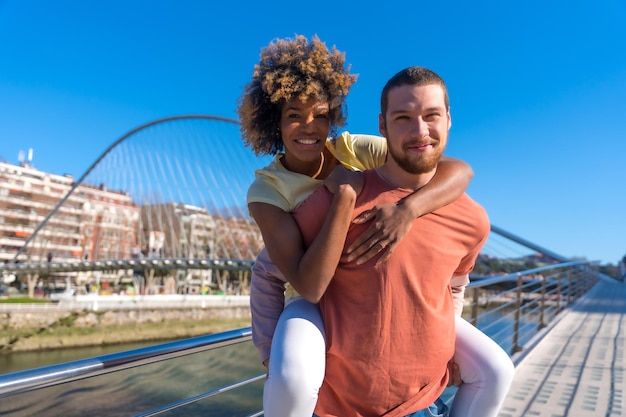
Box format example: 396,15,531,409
498,277,626,417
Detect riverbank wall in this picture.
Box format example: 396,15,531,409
0,295,252,352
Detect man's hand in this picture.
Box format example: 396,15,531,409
447,360,462,387
346,202,414,265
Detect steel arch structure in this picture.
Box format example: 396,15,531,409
11,114,272,265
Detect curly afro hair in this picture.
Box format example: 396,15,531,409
237,35,357,156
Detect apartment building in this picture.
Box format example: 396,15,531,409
1,160,264,293
138,203,217,259
0,161,139,264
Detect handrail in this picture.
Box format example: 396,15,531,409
0,327,255,398
0,261,604,416
0,257,255,274
468,260,596,289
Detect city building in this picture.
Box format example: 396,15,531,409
0,160,139,265
0,159,264,293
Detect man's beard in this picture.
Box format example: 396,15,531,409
387,143,442,174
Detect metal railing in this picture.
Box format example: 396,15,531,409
462,261,599,357
0,258,255,274
0,261,603,416
0,294,251,312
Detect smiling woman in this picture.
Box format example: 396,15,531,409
278,99,334,179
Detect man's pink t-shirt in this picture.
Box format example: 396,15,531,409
293,169,490,417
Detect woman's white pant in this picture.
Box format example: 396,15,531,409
263,299,326,417
449,314,515,417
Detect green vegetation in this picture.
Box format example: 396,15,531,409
0,297,50,304
473,255,544,276
1,318,252,353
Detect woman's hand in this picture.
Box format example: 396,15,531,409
344,156,473,265
447,360,463,387
323,166,363,196
263,359,270,378
345,201,414,265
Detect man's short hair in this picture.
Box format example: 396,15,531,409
380,66,449,117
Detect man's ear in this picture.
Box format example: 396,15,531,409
378,114,386,137
447,110,452,130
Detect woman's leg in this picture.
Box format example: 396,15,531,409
263,297,326,417
449,316,515,417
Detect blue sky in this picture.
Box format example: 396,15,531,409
1,0,625,265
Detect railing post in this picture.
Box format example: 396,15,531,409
538,274,546,330
556,276,563,314
573,267,580,299
471,287,480,326
576,267,585,299
567,270,573,306
511,273,524,354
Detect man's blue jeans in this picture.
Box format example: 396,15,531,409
404,398,449,417
313,398,449,417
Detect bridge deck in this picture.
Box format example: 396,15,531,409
498,277,626,417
